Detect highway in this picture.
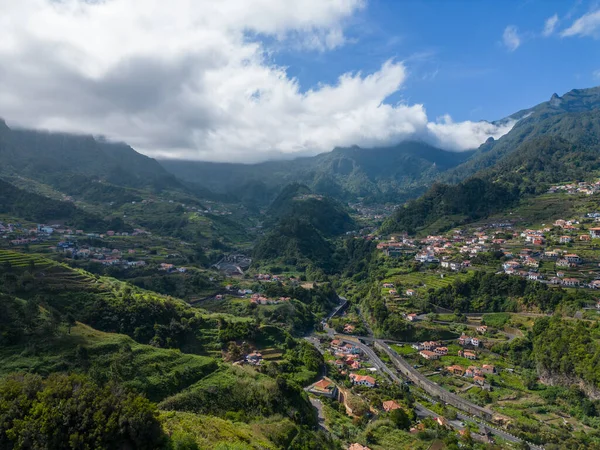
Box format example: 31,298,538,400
333,336,543,449
310,298,544,448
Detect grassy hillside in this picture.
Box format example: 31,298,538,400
0,249,251,355
0,322,218,402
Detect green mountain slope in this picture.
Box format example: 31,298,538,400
383,88,600,235
443,87,600,184
160,141,474,204
265,183,355,236
0,119,183,193
253,217,337,272
0,179,109,231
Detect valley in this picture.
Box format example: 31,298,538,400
4,86,600,449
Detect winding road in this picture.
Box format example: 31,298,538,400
307,297,544,449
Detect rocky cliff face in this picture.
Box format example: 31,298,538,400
538,371,600,400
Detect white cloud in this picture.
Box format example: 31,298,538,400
426,116,517,151
543,14,559,36
594,69,600,80
502,26,521,51
0,0,514,162
561,9,600,38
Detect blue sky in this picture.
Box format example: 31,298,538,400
2,0,599,161
276,0,600,122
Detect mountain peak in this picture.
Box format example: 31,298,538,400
549,92,562,107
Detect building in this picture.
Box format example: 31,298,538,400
406,289,416,296
344,324,356,334
348,444,371,450
350,374,376,387
560,236,572,244
382,400,402,412
481,364,496,374
565,254,582,264
441,261,463,271
476,325,488,334
465,366,482,378
459,335,480,347
590,228,600,239
246,352,262,365
474,375,486,386
446,365,465,375
458,350,477,360
422,341,441,350
341,343,361,355
309,377,338,398
433,346,448,356
419,350,440,360
562,278,580,287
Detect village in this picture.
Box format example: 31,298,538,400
375,212,600,291
547,179,600,195
0,220,196,274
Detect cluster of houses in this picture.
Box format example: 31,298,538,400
413,332,485,362
329,339,376,387
249,293,291,305
3,223,77,246
377,230,498,262
548,180,600,195
52,241,153,269
412,341,449,360
255,273,286,282
445,364,496,389
458,334,482,347
350,201,399,221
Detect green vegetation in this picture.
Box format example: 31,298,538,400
264,184,355,236
0,179,109,231
482,312,511,328
161,141,474,205
0,372,165,450
381,177,519,235
427,271,591,313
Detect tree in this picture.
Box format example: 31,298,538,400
389,408,411,430
65,313,76,334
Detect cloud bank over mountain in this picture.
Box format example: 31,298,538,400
0,0,515,162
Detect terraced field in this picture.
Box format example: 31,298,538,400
0,249,53,269
383,271,469,294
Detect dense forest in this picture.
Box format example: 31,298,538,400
253,218,338,272
0,373,166,450
381,178,519,235
426,271,591,313
264,183,355,237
